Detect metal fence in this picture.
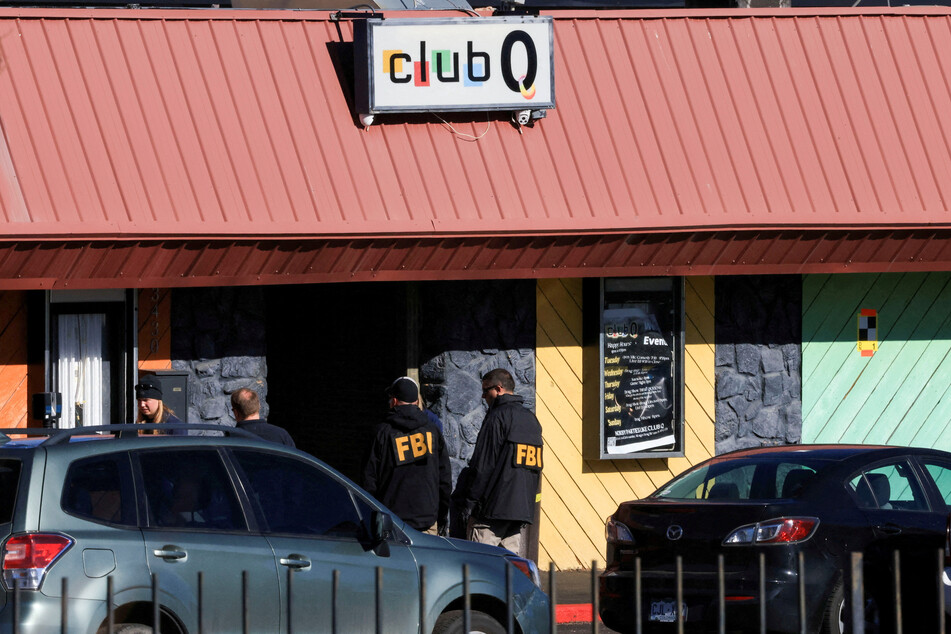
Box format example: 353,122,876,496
9,551,948,633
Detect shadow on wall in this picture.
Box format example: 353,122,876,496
171,287,269,432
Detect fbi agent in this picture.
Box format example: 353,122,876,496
460,368,543,556
362,377,451,535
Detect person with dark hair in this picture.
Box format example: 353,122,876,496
458,368,543,556
363,377,451,535
231,387,295,447
135,379,186,435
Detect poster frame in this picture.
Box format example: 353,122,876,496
598,277,685,460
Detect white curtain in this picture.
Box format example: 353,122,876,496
56,314,105,428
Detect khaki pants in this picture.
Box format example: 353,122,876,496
467,516,523,556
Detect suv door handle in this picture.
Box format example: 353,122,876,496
873,524,902,536
279,555,311,570
153,546,187,561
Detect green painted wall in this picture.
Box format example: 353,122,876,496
803,272,951,450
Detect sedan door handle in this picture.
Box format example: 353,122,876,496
279,554,311,570
873,524,902,536
153,546,187,561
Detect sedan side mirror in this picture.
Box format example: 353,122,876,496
370,511,392,557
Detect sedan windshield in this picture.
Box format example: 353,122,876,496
653,456,830,501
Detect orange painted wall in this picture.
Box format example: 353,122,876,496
138,289,172,374
0,292,29,428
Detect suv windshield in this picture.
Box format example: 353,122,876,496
653,457,828,501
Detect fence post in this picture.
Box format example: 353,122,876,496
107,575,114,634
591,561,599,634
938,549,946,634
893,550,902,634
798,552,806,634
197,571,204,634
332,569,339,634
151,572,160,634
506,560,514,634
759,552,766,634
635,557,642,634
463,564,471,634
242,570,249,634
286,566,294,634
548,563,556,634
717,554,725,634
676,555,684,634
420,565,427,634
851,552,865,634
61,577,68,634
376,566,383,634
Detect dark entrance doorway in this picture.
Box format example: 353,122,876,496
265,282,407,482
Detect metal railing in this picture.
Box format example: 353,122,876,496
8,550,948,633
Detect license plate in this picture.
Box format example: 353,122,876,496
649,599,687,623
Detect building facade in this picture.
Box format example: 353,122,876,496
1,7,951,569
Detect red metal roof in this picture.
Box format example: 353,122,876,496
1,7,951,240
2,8,951,285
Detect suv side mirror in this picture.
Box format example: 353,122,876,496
370,511,392,557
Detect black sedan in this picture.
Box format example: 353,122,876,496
599,444,951,633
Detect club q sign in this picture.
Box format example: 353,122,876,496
353,17,555,115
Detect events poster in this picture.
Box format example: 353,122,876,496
602,302,676,455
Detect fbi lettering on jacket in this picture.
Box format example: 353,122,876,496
392,431,434,464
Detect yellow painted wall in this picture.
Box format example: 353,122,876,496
535,277,715,571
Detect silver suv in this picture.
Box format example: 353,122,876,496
0,424,549,633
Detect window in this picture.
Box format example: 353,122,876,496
139,450,245,531
655,457,823,501
62,454,135,526
850,461,929,511
233,450,364,539
921,461,951,510
600,278,683,458
0,460,21,524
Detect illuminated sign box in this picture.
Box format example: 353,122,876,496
354,17,555,115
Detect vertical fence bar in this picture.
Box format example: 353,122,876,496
197,572,204,634
463,564,471,634
332,569,339,634
12,579,19,634
376,567,383,634
676,555,684,634
151,573,159,634
242,570,249,634
549,563,557,634
851,552,865,634
420,565,427,634
635,557,642,634
591,561,599,634
759,552,766,634
893,550,902,634
717,554,725,634
506,560,514,634
939,550,946,634
108,575,115,634
798,552,806,634
61,577,68,634
286,566,294,634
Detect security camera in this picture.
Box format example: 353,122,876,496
513,110,531,126
360,113,375,127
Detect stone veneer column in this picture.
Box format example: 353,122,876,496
714,276,802,454
419,280,536,484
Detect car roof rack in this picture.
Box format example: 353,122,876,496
0,424,259,446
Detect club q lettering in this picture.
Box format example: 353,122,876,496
354,18,555,114
383,32,538,98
